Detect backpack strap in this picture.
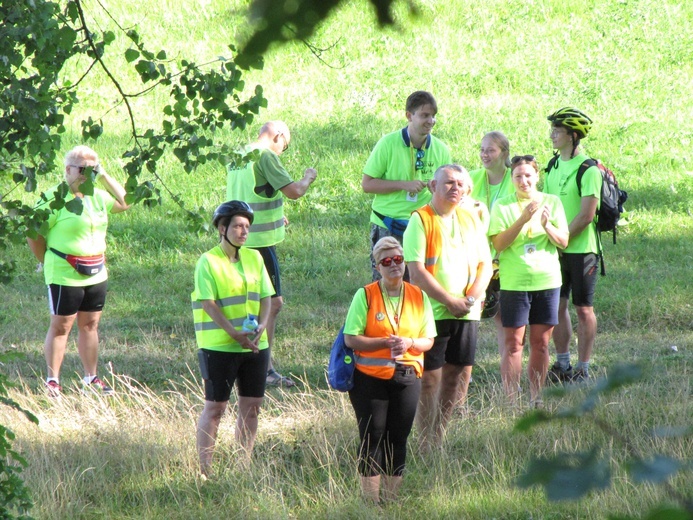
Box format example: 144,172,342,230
575,158,598,197
545,154,559,174
576,158,607,276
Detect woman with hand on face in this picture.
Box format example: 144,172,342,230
343,237,436,503
470,131,516,347
193,201,273,477
488,156,569,407
27,145,130,397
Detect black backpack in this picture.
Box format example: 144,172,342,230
546,155,628,275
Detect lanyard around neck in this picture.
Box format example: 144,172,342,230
379,281,404,333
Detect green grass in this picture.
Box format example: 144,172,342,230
2,0,693,518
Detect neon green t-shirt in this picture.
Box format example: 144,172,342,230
226,145,293,201
488,193,568,291
37,185,115,287
403,209,492,320
542,154,601,254
364,129,451,224
470,167,514,211
343,286,437,339
193,245,274,353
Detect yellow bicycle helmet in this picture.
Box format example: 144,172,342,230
547,107,593,139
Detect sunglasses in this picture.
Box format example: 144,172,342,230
510,155,536,164
70,164,100,175
415,149,425,170
378,255,404,267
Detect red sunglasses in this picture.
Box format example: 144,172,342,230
378,255,404,267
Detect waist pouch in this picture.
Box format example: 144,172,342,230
50,248,105,276
392,363,417,385
372,210,409,238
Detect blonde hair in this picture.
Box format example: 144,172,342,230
64,145,98,167
482,131,511,167
372,236,402,263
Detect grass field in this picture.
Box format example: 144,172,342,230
1,0,692,518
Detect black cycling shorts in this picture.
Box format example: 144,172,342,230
197,348,270,402
47,281,108,316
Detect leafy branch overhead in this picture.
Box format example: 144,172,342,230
0,0,411,284
236,0,416,67
0,0,266,282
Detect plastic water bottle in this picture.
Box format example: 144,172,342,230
242,314,259,339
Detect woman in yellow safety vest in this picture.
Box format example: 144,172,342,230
192,201,273,477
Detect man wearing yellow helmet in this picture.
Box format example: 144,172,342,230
543,107,602,383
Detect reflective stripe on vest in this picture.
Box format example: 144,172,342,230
355,281,426,379
191,246,264,349
226,151,285,247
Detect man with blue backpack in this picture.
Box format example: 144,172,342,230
543,107,601,383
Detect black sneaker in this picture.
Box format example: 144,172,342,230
569,368,589,384
547,362,573,383
87,376,115,396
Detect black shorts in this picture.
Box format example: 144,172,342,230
500,288,560,328
255,246,281,297
424,319,479,371
559,253,599,307
197,348,270,402
47,281,108,316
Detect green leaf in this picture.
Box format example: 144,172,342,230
627,455,683,484
593,363,644,393
652,425,693,438
514,409,552,432
125,48,140,63
516,449,611,501
64,197,83,215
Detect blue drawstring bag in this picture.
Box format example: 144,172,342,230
328,325,355,392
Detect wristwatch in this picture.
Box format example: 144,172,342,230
466,295,476,305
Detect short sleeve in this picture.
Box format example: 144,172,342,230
402,212,427,263
193,256,217,301
580,164,602,201
343,288,369,336
257,149,293,191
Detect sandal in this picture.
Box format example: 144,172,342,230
266,369,296,388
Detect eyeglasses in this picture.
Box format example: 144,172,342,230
378,255,404,267
277,132,289,152
510,155,536,164
415,149,425,170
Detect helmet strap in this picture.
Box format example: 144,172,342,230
570,135,580,159
220,224,241,260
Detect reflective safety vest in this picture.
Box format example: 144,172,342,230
413,204,479,279
226,150,285,248
355,281,426,379
191,246,266,351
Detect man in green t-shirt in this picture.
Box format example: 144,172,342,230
404,165,492,451
363,91,452,280
226,121,318,387
543,107,602,382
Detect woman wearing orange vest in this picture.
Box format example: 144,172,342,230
344,237,436,503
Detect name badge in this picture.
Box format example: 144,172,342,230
406,192,418,202
524,243,537,255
